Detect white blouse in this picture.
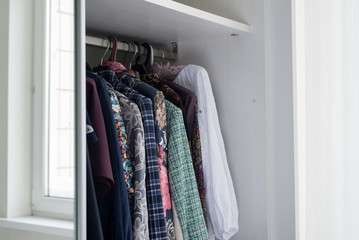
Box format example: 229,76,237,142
174,65,238,240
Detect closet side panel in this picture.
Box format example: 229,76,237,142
178,1,268,239
0,0,10,218
264,0,295,240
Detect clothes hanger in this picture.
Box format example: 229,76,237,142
151,48,165,75
100,38,111,65
129,42,138,69
132,41,148,75
160,49,165,67
133,41,142,66
122,41,131,67
119,41,136,76
132,42,154,75
101,36,127,72
143,42,154,70
107,35,117,62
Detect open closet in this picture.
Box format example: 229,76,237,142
80,0,294,239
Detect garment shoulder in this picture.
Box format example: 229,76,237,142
140,97,153,106
86,77,97,88
166,101,183,122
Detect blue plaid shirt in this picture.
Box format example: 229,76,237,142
98,70,168,240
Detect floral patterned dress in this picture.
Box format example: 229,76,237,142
107,88,134,197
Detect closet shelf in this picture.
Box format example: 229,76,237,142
86,0,250,45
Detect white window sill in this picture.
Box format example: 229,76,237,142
0,216,74,238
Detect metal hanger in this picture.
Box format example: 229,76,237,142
129,42,138,68
132,42,153,75
100,38,111,65
122,40,131,67
161,49,165,67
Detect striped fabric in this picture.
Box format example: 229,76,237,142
98,70,168,240
165,100,209,240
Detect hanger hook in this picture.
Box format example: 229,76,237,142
100,38,111,65
122,40,131,67
161,49,165,66
129,42,138,68
170,48,175,62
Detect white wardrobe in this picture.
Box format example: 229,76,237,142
81,0,295,239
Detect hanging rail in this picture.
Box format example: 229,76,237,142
86,35,178,61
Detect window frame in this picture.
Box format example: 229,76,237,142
32,0,74,220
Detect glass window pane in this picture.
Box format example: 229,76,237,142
47,0,75,199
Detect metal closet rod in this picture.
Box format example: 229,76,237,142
86,35,178,61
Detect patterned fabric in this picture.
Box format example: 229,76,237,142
113,89,150,240
163,79,207,225
107,89,134,197
165,100,209,240
117,69,175,239
141,74,184,110
97,70,168,240
153,63,185,81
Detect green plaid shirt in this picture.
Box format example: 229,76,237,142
165,100,209,240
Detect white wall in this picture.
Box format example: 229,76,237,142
177,0,268,239
0,0,33,218
304,1,359,239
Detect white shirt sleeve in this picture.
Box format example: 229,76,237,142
174,65,238,240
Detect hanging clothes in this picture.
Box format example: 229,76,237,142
114,89,150,240
86,113,104,240
153,63,185,81
162,79,207,224
113,69,175,239
165,100,209,240
97,70,168,240
173,65,238,240
87,71,133,240
141,74,185,110
101,36,128,73
86,77,114,199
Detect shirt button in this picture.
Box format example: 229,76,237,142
199,110,202,114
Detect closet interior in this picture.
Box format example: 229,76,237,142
84,0,258,239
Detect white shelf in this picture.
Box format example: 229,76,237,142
86,0,250,45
